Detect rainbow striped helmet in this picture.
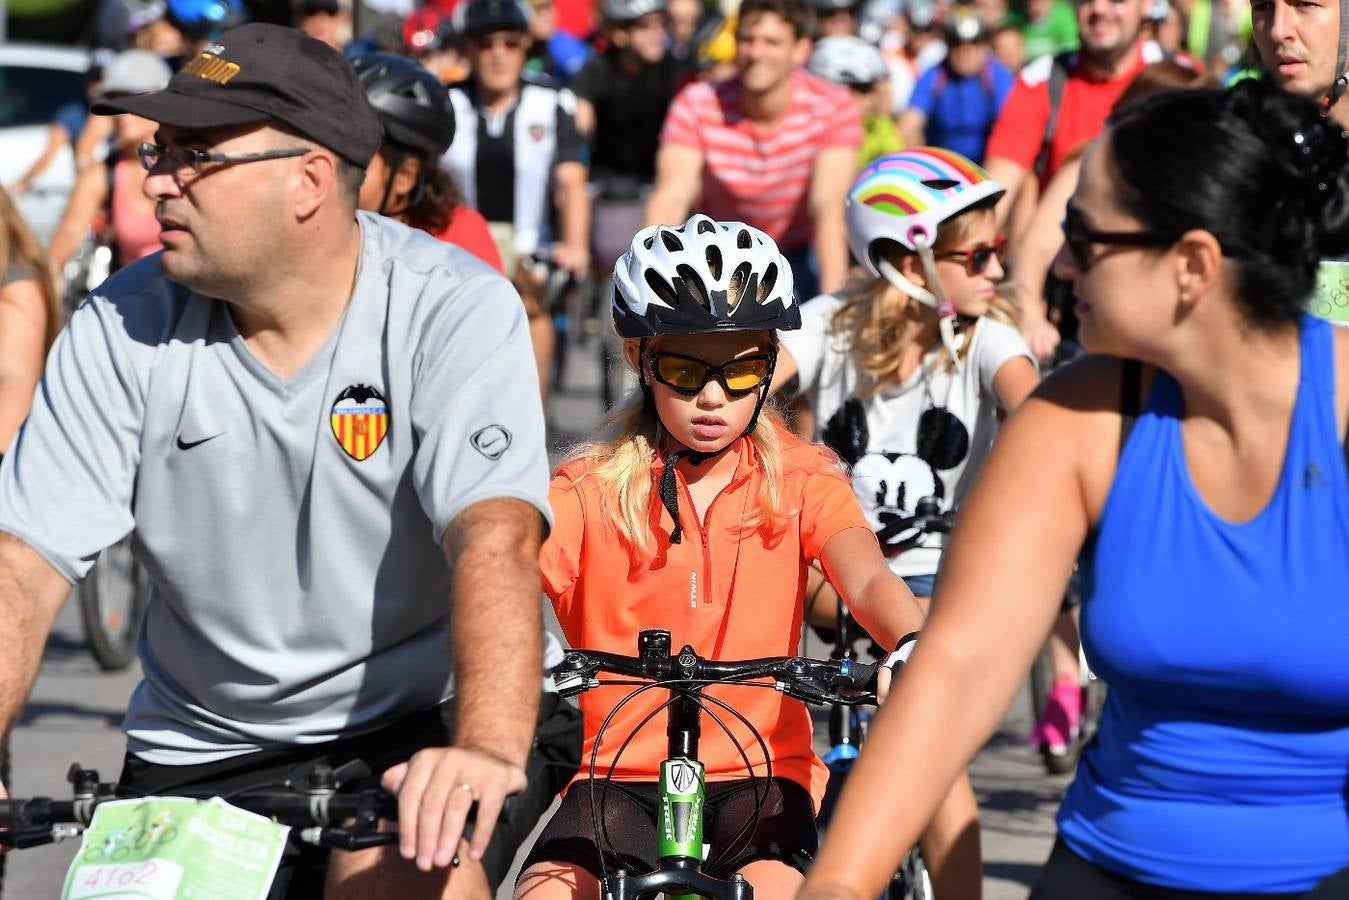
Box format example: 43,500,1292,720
845,148,1005,278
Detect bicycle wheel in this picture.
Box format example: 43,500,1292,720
886,846,930,900
79,537,149,671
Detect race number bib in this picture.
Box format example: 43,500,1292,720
61,797,289,900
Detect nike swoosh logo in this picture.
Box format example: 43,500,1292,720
176,435,219,450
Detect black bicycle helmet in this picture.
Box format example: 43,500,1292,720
353,52,455,157
454,0,531,36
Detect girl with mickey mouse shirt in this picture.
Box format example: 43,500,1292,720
773,148,1039,604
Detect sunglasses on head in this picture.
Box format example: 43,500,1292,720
647,351,773,396
935,235,1007,276
1061,204,1179,272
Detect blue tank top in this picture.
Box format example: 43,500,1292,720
1061,314,1349,893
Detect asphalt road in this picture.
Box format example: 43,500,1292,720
1,325,1067,898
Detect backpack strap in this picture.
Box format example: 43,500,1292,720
1119,358,1142,457
1034,54,1071,180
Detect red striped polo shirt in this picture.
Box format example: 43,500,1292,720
660,69,863,251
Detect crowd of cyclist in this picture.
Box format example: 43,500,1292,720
0,0,1345,895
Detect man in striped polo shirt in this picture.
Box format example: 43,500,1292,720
644,0,863,298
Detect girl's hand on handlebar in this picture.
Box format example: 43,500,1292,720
876,665,894,704
381,746,527,873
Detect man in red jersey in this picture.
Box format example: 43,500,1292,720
983,0,1163,224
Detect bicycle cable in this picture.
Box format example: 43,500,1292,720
583,675,787,886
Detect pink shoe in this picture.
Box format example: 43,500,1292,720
1031,676,1083,759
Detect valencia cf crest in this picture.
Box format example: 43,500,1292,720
331,384,389,461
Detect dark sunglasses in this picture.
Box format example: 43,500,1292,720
1061,204,1179,271
647,351,773,396
138,141,309,176
936,235,1007,276
475,32,526,50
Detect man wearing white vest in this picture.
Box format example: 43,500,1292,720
444,0,590,397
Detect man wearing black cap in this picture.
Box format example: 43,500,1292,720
0,23,557,900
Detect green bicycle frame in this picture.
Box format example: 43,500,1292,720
658,689,710,900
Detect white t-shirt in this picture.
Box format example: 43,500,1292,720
781,295,1034,577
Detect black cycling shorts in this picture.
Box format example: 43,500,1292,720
519,776,816,883
1031,839,1308,900
117,691,583,899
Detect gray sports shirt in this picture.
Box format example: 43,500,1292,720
0,212,552,764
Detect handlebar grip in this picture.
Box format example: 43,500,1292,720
844,661,879,690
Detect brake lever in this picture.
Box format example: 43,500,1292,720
0,826,63,849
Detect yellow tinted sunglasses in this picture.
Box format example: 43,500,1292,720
647,351,773,397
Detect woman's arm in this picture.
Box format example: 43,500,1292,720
0,278,52,451
47,163,110,284
1009,158,1081,361
799,359,1122,900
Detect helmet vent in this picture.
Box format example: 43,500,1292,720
728,261,752,308
645,270,679,307
643,234,656,250
676,265,709,309
757,263,778,304
736,229,752,250
696,218,716,234
922,178,960,191
706,245,723,281
661,230,684,252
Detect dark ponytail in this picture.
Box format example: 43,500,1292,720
1106,79,1349,330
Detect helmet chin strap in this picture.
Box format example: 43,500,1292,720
877,239,965,375
644,343,779,544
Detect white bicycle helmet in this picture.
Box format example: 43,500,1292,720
809,36,888,85
601,0,666,23
612,214,801,338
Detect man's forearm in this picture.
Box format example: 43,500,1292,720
445,504,544,769
0,534,70,742
813,213,850,296
643,185,691,228
560,179,590,252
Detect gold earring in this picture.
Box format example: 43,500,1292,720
1179,288,1192,303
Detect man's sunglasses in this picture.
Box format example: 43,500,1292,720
138,142,309,176
1061,204,1178,271
936,235,1007,276
647,351,773,396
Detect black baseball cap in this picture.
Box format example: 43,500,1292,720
91,23,383,168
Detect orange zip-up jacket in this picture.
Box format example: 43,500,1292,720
539,427,873,807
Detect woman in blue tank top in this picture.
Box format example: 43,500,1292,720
793,81,1349,898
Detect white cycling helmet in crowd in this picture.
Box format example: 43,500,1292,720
612,214,800,338
809,36,888,86
845,148,1005,370
613,214,801,542
601,0,666,23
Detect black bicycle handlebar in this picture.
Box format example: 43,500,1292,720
0,762,404,853
554,639,879,708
